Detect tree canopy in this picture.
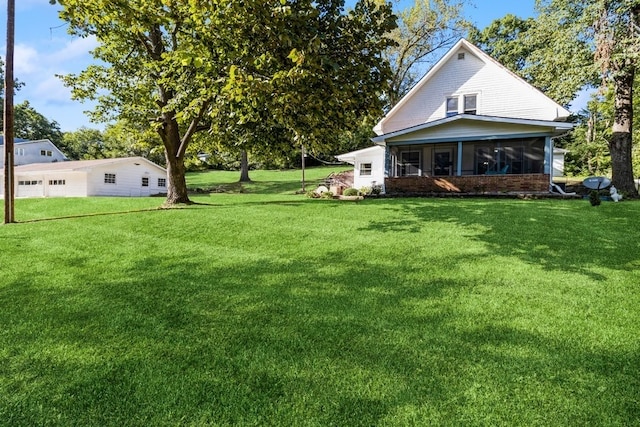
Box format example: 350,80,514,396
54,0,396,205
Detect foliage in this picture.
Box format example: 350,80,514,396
55,0,397,205
564,96,612,176
474,1,638,194
358,186,372,195
12,101,64,144
2,192,639,425
534,0,639,195
343,187,359,196
468,12,597,105
589,189,602,205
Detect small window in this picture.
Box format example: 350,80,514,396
359,163,372,176
457,52,465,60
46,151,52,156
446,97,458,117
464,94,477,115
49,179,66,185
141,177,149,187
158,178,167,187
104,173,116,184
40,150,46,156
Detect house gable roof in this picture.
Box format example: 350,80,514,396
10,157,166,174
335,145,384,164
374,39,572,136
1,138,68,159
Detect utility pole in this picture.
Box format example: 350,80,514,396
3,0,15,223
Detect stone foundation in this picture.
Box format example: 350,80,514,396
385,174,550,195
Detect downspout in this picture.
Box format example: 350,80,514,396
544,136,552,191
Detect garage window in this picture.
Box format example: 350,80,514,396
104,173,116,184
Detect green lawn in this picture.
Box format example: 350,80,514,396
1,168,639,426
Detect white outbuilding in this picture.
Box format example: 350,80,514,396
0,157,168,198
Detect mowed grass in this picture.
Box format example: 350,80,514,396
1,168,639,426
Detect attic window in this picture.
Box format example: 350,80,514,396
464,94,477,115
446,97,458,117
457,52,465,60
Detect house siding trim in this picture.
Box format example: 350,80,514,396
383,132,556,146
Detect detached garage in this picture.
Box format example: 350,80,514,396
0,157,167,198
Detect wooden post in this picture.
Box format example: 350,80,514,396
301,144,306,192
4,0,15,224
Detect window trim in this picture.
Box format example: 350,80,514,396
359,162,372,176
104,173,116,184
446,96,459,117
141,177,149,187
398,150,422,177
464,94,477,115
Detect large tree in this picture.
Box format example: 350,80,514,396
534,0,638,195
54,0,396,205
14,101,63,144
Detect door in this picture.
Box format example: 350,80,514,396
434,148,453,176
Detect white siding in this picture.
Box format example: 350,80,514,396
87,162,167,196
3,157,168,198
1,140,67,168
350,146,386,190
380,45,570,135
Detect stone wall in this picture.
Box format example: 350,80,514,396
385,174,550,195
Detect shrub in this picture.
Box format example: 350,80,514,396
359,186,372,196
306,190,320,199
589,190,601,206
320,191,334,199
343,188,359,196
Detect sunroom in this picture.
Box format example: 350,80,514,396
372,115,574,195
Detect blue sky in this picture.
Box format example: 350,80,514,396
0,0,545,132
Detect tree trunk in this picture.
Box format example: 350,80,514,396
164,152,191,205
609,65,638,197
239,150,251,182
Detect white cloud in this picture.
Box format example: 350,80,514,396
48,35,98,64
34,75,72,103
14,44,39,75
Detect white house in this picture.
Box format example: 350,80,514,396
0,138,68,168
0,157,168,198
337,38,574,195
